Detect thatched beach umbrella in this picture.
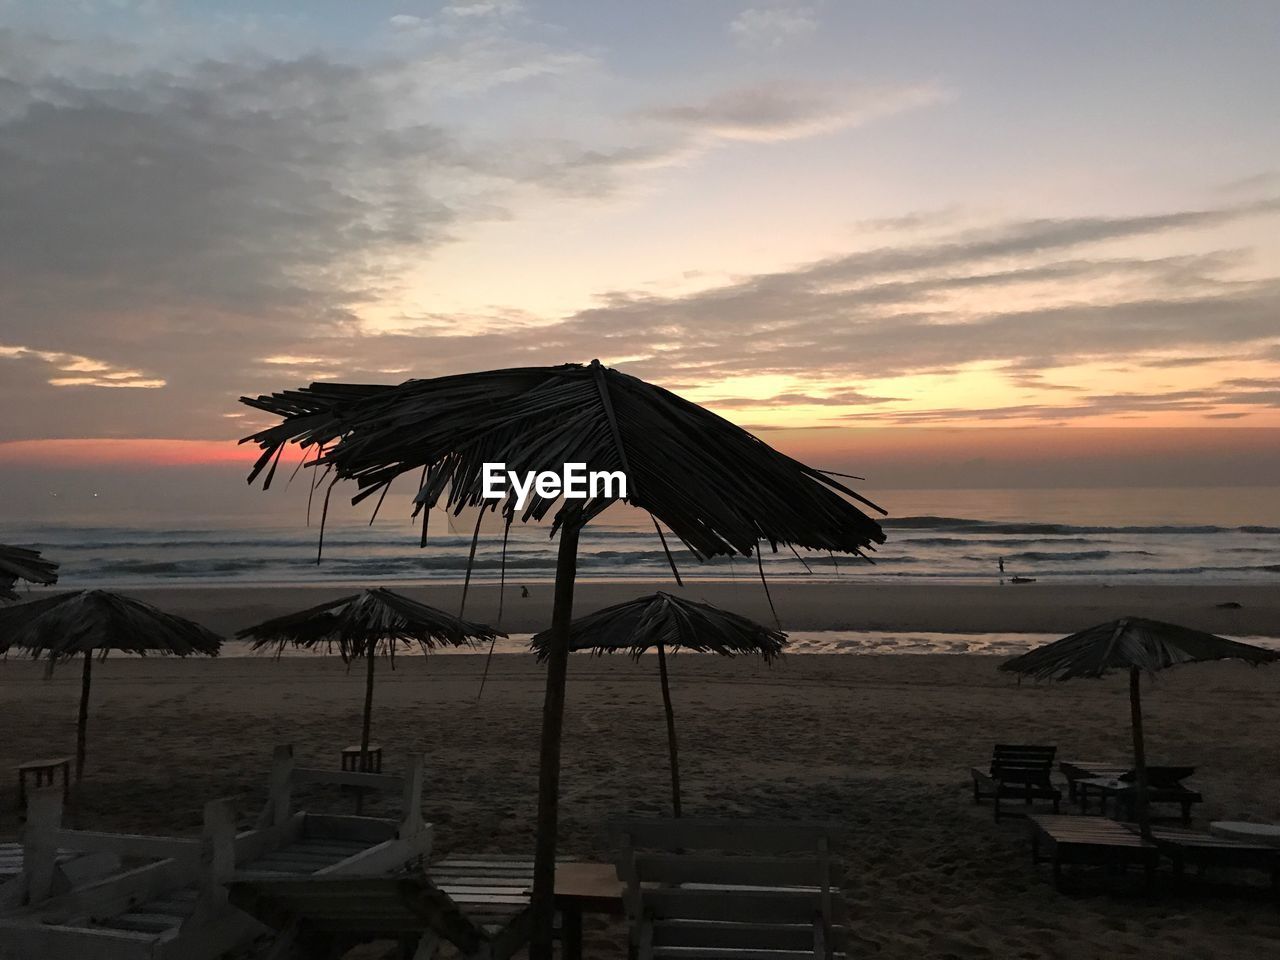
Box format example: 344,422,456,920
239,360,885,958
0,590,221,780
0,543,59,601
999,617,1279,837
237,587,504,768
531,591,786,817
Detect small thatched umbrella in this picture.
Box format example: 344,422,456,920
531,591,785,817
1000,617,1279,836
0,590,221,780
0,543,59,601
237,588,504,773
239,360,886,958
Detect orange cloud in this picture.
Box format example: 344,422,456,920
0,438,252,469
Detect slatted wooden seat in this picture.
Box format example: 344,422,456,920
1144,826,1280,892
227,866,532,960
1028,814,1158,890
972,745,1061,821
616,819,846,960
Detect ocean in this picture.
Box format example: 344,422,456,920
4,486,1277,590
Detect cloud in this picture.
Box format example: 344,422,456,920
729,5,818,50
643,82,943,143
0,344,164,388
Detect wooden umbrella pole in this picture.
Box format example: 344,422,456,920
356,637,378,815
529,517,582,960
1129,666,1151,838
656,641,682,817
76,651,92,782
361,637,377,762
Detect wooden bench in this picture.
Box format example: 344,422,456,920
615,818,846,960
972,745,1061,821
1028,814,1158,890
16,757,71,811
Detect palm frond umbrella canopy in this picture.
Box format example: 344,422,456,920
1000,617,1279,837
237,588,504,766
239,360,886,959
0,543,59,602
531,591,786,818
0,590,221,781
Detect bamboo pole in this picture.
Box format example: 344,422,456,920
656,641,682,817
361,636,376,760
1129,666,1151,838
528,517,582,960
75,651,92,782
356,636,378,815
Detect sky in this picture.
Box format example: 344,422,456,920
0,0,1278,512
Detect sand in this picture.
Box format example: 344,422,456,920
4,632,1280,958
117,581,1280,637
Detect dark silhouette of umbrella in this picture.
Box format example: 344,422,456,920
531,591,785,817
0,590,221,780
237,587,503,772
0,544,59,602
239,360,885,958
1000,617,1278,837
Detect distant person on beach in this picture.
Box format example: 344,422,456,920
998,557,1005,584
521,585,530,598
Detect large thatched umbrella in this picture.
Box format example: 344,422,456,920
0,590,221,780
531,591,785,817
237,587,504,768
1000,617,1278,837
239,360,885,958
0,544,59,601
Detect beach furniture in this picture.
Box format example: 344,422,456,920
15,756,71,811
228,863,535,960
1001,618,1278,839
615,818,845,960
1144,826,1280,893
0,745,431,959
971,744,1061,821
1028,814,1158,890
1210,821,1280,847
1058,760,1129,804
341,743,384,773
1075,766,1202,824
427,855,625,960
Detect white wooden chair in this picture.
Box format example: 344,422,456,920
614,818,846,960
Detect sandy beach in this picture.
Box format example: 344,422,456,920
4,631,1280,957
116,581,1280,638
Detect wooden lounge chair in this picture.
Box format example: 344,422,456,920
226,866,532,959
615,818,846,960
1028,814,1157,890
1143,826,1280,893
1076,766,1203,825
0,745,431,960
1058,761,1130,804
971,745,1061,821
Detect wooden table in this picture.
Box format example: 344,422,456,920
340,743,382,773
1059,761,1128,804
551,862,626,960
16,756,71,811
